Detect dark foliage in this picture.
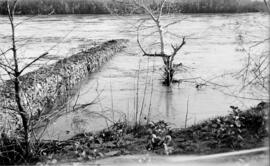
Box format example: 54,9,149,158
0,0,267,15
0,102,268,165
0,134,39,165
171,102,269,154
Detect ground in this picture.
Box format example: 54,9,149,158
36,102,269,165
0,102,268,165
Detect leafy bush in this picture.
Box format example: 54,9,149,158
172,102,268,153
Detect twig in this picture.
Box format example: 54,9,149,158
264,0,270,14
184,96,189,128
139,58,149,124
110,75,114,122
135,59,141,125
222,91,268,101
157,0,167,21
147,63,155,124
163,17,188,29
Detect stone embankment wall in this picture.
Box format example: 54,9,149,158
0,39,128,131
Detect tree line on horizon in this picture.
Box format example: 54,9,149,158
0,0,267,15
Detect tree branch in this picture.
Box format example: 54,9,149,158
171,37,186,57
133,0,157,21
15,15,37,27
0,60,14,72
264,0,270,14
143,53,168,57
19,52,48,74
157,0,167,21
163,18,188,29
136,20,148,55
0,48,12,57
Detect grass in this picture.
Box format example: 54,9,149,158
0,0,267,15
1,102,268,165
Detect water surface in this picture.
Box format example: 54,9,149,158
0,13,268,140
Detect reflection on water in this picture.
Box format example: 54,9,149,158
0,13,268,140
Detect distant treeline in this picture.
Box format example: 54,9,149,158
0,0,267,15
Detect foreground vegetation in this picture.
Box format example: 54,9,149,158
0,102,268,165
0,0,267,15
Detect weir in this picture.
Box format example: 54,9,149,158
0,39,128,131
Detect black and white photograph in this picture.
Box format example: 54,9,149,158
0,0,269,165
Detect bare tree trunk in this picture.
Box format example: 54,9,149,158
14,77,29,157
7,0,30,157
133,0,186,86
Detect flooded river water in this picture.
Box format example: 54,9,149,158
0,13,268,140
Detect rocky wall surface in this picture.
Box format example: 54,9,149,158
0,39,128,132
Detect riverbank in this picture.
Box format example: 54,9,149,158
0,0,267,15
2,102,267,165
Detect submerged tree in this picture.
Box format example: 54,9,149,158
107,0,186,86
133,0,186,86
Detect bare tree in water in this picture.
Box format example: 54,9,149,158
133,0,186,86
106,0,186,86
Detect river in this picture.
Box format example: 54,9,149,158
0,13,268,140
